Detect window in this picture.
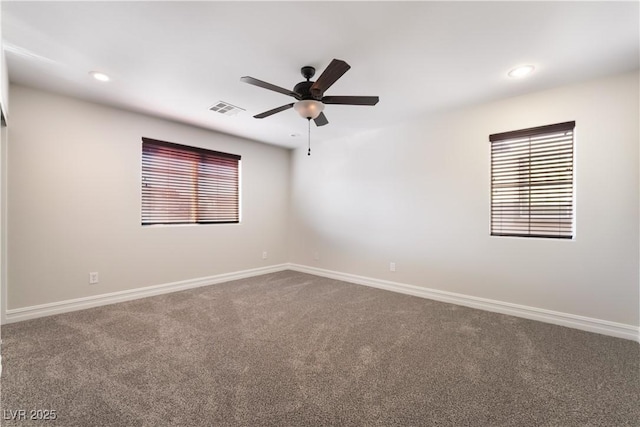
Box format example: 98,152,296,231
141,138,240,225
490,121,575,239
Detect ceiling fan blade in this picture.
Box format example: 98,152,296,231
322,96,379,106
241,76,300,99
254,103,294,119
310,59,351,97
314,112,329,127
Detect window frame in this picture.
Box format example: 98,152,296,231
489,121,575,240
141,137,241,226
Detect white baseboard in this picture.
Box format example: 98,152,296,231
4,263,638,343
288,264,640,343
3,264,289,324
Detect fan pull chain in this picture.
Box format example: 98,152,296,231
307,118,311,156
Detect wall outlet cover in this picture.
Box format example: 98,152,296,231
89,272,99,284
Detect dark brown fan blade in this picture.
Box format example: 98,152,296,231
322,96,379,106
310,59,351,98
241,76,300,99
254,103,294,119
314,112,328,127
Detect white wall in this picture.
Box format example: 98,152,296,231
6,84,290,310
289,71,639,327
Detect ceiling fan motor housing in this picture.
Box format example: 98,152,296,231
293,81,319,100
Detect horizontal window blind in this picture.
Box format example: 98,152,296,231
142,138,240,225
490,121,575,239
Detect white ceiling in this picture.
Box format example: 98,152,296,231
2,1,638,149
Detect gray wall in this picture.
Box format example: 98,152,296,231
289,71,639,327
5,72,639,332
6,84,290,309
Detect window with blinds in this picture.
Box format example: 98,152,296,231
490,121,575,239
141,138,240,225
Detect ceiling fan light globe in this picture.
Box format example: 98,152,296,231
293,100,324,120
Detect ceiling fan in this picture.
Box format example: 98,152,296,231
240,59,379,127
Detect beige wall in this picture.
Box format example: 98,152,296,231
289,71,640,327
6,84,290,309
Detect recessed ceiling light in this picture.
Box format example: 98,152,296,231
508,65,535,79
89,71,110,82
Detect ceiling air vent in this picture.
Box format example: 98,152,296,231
209,101,245,116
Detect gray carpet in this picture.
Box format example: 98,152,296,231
1,271,638,426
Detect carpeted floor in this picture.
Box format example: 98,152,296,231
1,271,638,426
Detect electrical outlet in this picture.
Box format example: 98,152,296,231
314,251,320,261
390,262,396,272
262,251,268,260
89,272,99,284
